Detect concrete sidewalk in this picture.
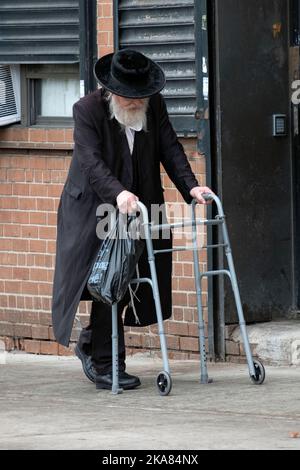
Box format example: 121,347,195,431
0,352,300,450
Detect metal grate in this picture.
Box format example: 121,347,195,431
0,0,80,63
0,65,17,118
117,0,198,135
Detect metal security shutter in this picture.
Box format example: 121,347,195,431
116,0,203,135
0,0,79,64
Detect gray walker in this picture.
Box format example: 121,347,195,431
111,193,265,395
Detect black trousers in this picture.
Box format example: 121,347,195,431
77,289,131,374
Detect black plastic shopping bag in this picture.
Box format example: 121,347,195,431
87,212,145,305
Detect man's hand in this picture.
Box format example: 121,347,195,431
190,186,215,205
116,190,139,214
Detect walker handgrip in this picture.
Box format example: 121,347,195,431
201,192,214,201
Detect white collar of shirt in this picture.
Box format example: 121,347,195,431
124,123,143,155
125,127,135,155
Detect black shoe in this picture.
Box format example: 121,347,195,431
95,371,141,390
75,344,95,383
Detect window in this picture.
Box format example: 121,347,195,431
22,64,80,126
0,0,96,127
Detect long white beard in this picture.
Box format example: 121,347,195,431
108,94,149,131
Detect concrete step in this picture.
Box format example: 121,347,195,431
231,320,300,366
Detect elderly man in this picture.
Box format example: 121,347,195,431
51,49,213,391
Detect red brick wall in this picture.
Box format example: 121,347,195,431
0,0,210,360
0,145,74,355
97,0,114,58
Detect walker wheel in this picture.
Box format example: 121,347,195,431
250,359,265,385
156,371,172,396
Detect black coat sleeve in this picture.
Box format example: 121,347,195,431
73,100,126,205
158,94,199,204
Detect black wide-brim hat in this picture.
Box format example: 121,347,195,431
94,49,166,99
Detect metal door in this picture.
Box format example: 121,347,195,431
212,0,292,325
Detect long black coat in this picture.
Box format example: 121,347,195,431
51,89,199,346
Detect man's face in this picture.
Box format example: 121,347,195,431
113,95,147,111
109,94,149,130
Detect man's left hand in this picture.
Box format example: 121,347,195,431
190,186,215,204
